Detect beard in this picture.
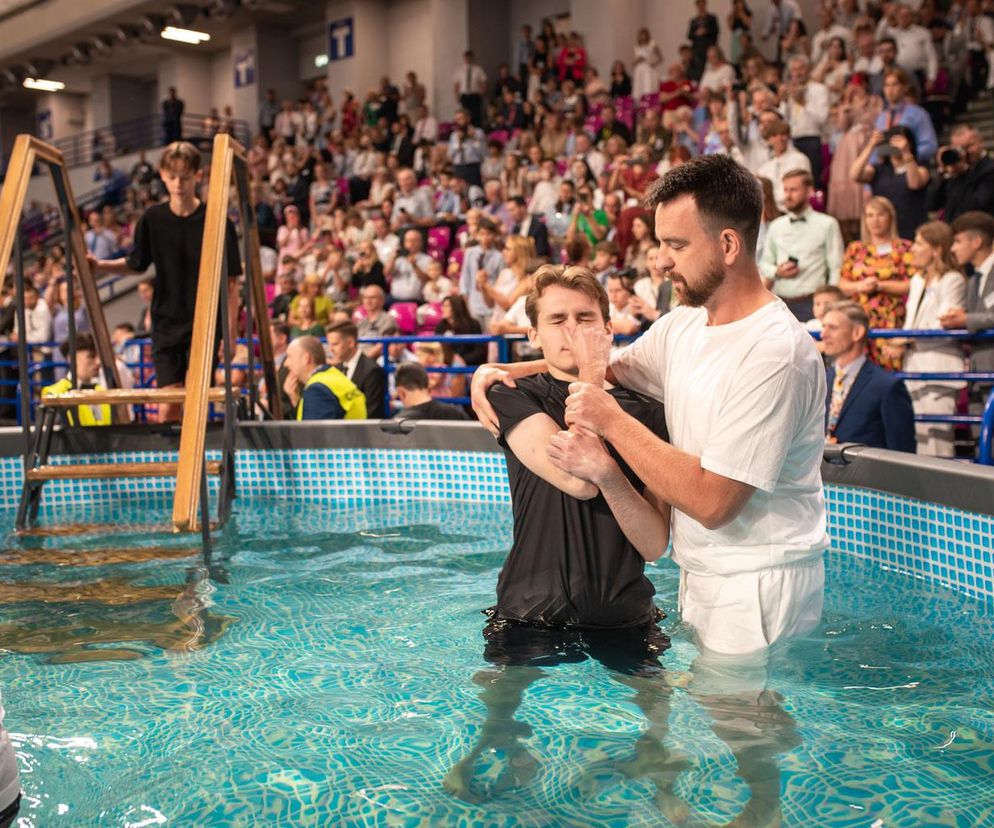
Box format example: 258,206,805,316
670,257,726,307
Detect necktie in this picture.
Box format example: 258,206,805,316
789,215,806,223
827,370,847,438
512,223,521,235
886,108,897,129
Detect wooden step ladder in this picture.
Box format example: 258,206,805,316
0,134,280,539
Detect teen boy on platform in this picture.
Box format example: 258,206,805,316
90,142,242,422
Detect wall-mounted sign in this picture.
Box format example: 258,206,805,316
328,17,354,62
234,49,256,88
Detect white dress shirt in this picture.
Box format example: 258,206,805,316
759,207,845,298
781,81,830,140
893,25,938,82
757,147,812,210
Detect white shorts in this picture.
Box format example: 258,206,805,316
679,557,825,657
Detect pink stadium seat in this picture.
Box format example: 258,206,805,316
810,190,826,212
417,302,443,333
352,306,368,325
389,302,418,334
438,122,453,140
448,248,465,268
427,225,451,258
640,93,660,109
488,130,509,144
584,117,602,134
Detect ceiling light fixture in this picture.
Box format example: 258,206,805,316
161,25,211,44
24,78,66,92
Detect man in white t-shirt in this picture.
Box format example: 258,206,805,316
472,155,829,658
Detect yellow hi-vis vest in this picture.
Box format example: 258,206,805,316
296,365,367,420
41,378,112,426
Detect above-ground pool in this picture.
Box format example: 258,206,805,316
0,425,992,827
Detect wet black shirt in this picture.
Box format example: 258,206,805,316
395,400,470,421
488,373,669,629
127,201,242,348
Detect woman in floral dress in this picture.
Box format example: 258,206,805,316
839,196,912,370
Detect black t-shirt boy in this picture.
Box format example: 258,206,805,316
127,201,241,384
487,372,669,630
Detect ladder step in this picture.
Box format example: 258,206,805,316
26,460,223,481
39,387,230,407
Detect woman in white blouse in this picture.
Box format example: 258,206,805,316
883,221,968,457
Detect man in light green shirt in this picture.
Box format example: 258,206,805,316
758,169,844,322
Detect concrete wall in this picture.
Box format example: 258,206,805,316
507,0,569,65
386,0,431,92
468,0,510,87
33,91,86,141
429,0,469,120
157,54,212,117
210,50,234,116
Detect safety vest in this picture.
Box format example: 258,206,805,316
41,378,111,426
296,365,367,420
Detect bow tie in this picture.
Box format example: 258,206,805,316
789,216,807,223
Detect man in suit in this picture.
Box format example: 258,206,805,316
269,320,293,419
505,196,550,259
822,301,916,451
943,211,994,427
326,321,387,418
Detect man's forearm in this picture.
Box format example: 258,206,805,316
597,465,670,561
94,257,133,275
604,414,737,529
488,358,548,379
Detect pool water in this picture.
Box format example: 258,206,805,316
1,498,993,827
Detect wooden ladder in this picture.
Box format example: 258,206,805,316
1,134,280,537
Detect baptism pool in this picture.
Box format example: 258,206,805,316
0,425,992,827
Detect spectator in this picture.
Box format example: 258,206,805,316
393,362,470,420
636,109,672,163
414,340,466,400
812,36,853,102
459,217,503,328
890,4,938,91
930,125,994,223
14,281,52,372
412,104,438,145
556,32,588,84
761,0,802,65
954,0,993,98
515,24,535,81
886,221,968,457
401,71,426,118
687,0,720,81
162,87,184,143
454,50,487,126
391,168,434,231
276,205,310,264
727,0,754,65
828,80,880,243
850,125,930,243
289,295,324,338
942,212,994,413
356,285,398,359
50,280,90,348
630,254,676,329
759,169,844,322
839,196,913,369
42,334,112,426
283,335,366,420
605,270,641,335
289,273,332,328
387,229,433,303
609,60,633,98
731,86,782,173
659,62,696,112
623,214,657,278
84,210,118,260
781,55,830,184
755,175,782,264
259,89,280,139
757,121,812,210
326,320,386,419
595,103,632,146
806,284,845,336
873,68,938,162
822,301,916,451
699,46,736,95
447,108,486,187
506,196,550,258
94,159,130,208
484,235,535,340
436,294,486,366
810,5,853,65
632,27,664,99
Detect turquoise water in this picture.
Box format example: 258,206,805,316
1,498,993,827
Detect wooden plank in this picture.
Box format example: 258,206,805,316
173,133,234,531
24,136,65,167
27,460,221,481
40,387,229,407
0,136,36,292
233,156,282,419
51,159,126,422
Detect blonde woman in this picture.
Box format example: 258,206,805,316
839,196,912,370
483,235,536,358
884,222,968,457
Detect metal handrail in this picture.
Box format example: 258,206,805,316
44,112,253,170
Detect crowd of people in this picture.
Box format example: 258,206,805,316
2,0,994,454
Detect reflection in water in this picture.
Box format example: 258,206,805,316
0,556,235,664
446,624,801,827
0,546,199,568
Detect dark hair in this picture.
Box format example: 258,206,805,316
395,362,430,391
440,294,475,332
951,211,994,247
269,320,291,339
508,195,527,208
326,320,359,341
644,154,762,255
115,321,136,332
60,332,97,358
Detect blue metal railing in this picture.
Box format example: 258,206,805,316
3,328,994,463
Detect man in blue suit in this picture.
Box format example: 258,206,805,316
821,301,916,452
506,196,551,259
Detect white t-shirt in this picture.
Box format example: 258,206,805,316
610,300,829,577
